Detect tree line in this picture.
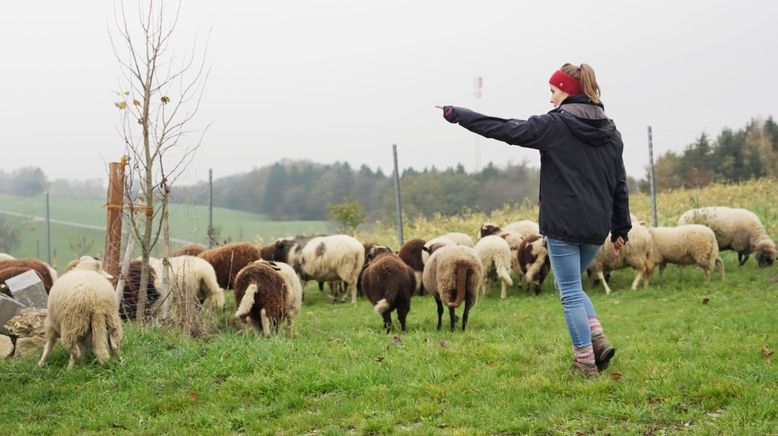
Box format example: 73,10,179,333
643,117,778,191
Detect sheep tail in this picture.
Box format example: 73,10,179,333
105,310,123,356
90,311,111,365
451,261,469,308
235,284,258,318
715,257,725,279
496,263,513,286
373,298,391,314
203,269,226,310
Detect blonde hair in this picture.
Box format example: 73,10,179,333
560,63,601,103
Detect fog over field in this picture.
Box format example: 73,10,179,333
2,1,776,184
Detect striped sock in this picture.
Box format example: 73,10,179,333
574,345,595,365
588,316,604,337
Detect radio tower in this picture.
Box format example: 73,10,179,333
473,76,483,173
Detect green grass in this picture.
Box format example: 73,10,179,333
0,194,331,265
1,251,776,434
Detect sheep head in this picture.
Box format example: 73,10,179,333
756,239,776,267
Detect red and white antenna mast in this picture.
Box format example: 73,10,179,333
473,76,483,172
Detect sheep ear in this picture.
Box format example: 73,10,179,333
422,246,431,254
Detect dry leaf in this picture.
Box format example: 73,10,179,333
610,372,623,380
438,340,449,348
702,298,710,305
132,99,141,106
116,101,127,110
161,96,170,104
391,336,402,345
123,91,130,96
373,356,384,362
762,346,774,358
189,392,199,401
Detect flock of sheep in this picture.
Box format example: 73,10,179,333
0,206,773,368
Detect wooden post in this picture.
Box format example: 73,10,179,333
392,144,404,246
104,161,125,280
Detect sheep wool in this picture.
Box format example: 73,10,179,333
234,262,289,336
587,223,654,295
198,242,262,289
422,245,483,332
474,235,514,299
648,224,725,282
359,246,415,332
398,239,426,295
38,256,122,369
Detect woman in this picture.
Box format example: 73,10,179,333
438,63,631,378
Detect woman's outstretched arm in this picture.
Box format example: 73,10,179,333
438,105,553,150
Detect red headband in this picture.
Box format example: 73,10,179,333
549,70,580,96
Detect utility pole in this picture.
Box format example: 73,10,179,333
207,168,214,248
473,76,483,173
392,144,404,246
44,191,51,265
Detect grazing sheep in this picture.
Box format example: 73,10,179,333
359,246,415,332
473,235,514,299
516,234,550,295
422,245,483,332
587,223,654,295
0,258,56,292
273,234,365,304
198,242,262,289
478,222,503,239
678,206,775,267
233,262,291,336
504,220,540,240
443,232,475,247
252,259,303,336
398,238,426,295
259,243,276,260
38,256,122,369
648,224,724,282
172,243,207,257
149,256,225,317
119,259,161,321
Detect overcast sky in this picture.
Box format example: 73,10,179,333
2,1,777,185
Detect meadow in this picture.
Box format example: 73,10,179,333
0,180,777,434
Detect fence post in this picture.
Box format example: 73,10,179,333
208,168,215,248
648,126,658,226
104,161,125,279
392,144,404,246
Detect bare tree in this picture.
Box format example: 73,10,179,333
110,0,210,328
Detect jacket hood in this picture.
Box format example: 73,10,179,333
551,95,615,146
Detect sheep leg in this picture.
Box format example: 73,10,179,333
434,295,444,331
285,318,295,338
350,281,358,305
381,311,393,333
68,343,82,370
448,307,457,332
716,257,725,279
500,280,508,300
37,329,57,367
397,304,409,333
595,271,612,295
738,252,749,266
462,297,473,332
260,309,271,337
630,270,644,290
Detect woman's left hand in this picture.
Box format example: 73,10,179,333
613,236,626,256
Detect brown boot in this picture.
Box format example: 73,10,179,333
570,360,600,379
592,334,615,371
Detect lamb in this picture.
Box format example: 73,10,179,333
515,234,550,295
233,261,295,336
421,236,456,264
148,255,225,317
648,224,725,282
358,246,415,332
398,238,426,295
38,256,122,369
422,245,483,332
172,243,207,257
473,235,514,299
273,234,365,304
587,223,654,295
119,259,161,321
249,259,303,335
443,232,475,247
0,258,57,292
198,242,262,289
678,206,775,267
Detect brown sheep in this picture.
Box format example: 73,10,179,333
399,239,426,295
516,234,550,295
233,262,289,336
359,246,415,332
172,243,208,257
120,260,161,321
198,242,261,289
0,259,56,292
422,245,483,332
260,243,276,261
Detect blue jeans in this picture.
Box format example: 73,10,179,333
546,238,601,349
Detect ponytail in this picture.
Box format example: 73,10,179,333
560,63,601,104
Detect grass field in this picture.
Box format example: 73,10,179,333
0,194,331,266
0,251,776,434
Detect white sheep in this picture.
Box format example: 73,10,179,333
678,206,775,267
422,245,483,332
443,232,475,247
504,220,540,240
421,236,456,265
38,256,122,369
149,255,225,318
648,224,724,282
587,223,654,295
0,253,15,261
473,235,514,299
273,234,365,304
